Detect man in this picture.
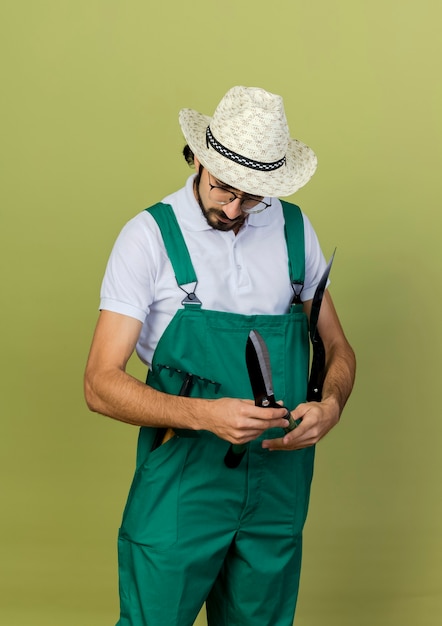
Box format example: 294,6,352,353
84,86,356,626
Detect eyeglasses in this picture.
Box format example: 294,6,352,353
207,172,272,214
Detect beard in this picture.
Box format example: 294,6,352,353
199,207,246,232
193,174,246,233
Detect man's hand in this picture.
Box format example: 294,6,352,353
261,397,340,451
203,398,290,445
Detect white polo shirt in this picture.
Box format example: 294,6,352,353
100,175,327,366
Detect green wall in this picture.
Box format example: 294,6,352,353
1,1,441,624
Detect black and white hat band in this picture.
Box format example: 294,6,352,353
205,126,286,173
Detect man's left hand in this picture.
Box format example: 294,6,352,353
261,398,340,451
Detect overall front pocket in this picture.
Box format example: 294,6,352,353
119,435,188,550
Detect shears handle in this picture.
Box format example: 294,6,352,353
262,397,301,433
283,409,302,433
224,443,247,468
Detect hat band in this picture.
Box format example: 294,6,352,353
206,126,286,172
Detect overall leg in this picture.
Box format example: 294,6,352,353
206,443,315,626
117,433,249,626
117,531,233,626
206,526,303,626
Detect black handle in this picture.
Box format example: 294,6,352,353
224,444,247,468
307,338,326,402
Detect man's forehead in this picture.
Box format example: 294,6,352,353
210,172,234,188
210,171,262,199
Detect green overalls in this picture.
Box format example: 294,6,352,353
116,202,315,626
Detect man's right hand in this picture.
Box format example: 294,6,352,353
200,398,290,445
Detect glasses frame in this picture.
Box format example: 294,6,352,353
207,172,272,215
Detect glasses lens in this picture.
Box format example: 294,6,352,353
241,198,264,212
207,174,270,214
209,186,235,205
241,201,269,214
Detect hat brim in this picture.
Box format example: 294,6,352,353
179,108,317,197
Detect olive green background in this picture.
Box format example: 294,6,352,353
1,1,441,624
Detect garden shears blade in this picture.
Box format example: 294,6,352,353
224,330,298,469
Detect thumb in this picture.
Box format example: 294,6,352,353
291,402,309,421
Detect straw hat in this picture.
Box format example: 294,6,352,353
179,86,317,197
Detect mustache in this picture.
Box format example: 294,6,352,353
207,208,242,223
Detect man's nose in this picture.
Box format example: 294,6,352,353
223,198,243,219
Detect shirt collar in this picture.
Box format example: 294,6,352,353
167,175,277,232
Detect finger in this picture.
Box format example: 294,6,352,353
291,402,310,420
261,436,285,450
246,417,292,435
261,421,309,450
253,406,291,421
232,425,287,446
235,415,297,444
261,435,311,451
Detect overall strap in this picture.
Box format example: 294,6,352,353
280,200,305,303
146,203,197,286
147,200,305,303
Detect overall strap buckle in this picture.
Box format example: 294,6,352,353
291,281,304,305
180,283,202,307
